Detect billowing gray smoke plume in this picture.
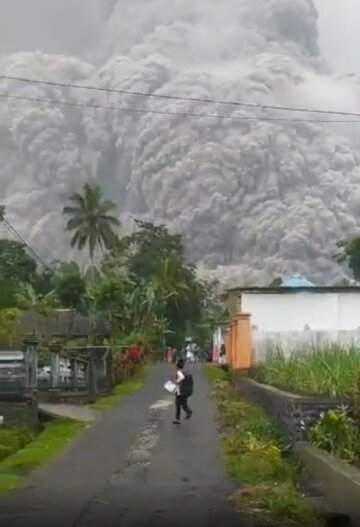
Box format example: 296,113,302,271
1,0,360,286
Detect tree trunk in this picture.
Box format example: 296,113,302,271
89,253,96,343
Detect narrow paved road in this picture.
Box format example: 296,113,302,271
0,364,267,527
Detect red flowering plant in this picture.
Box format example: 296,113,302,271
126,344,144,365
113,342,147,383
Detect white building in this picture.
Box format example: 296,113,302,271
229,279,360,362
212,325,227,363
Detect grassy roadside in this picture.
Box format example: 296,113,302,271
204,365,324,527
92,367,146,410
0,366,147,493
0,418,84,494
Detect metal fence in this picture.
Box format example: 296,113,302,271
0,339,113,402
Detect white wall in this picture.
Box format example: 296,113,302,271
241,291,360,362
212,326,225,362
252,329,360,362
242,292,360,333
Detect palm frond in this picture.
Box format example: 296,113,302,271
65,217,84,231
99,199,118,214
63,205,81,215
98,214,120,226
70,230,88,250
66,193,85,207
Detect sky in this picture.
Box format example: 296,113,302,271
0,1,358,73
315,0,360,73
0,0,103,56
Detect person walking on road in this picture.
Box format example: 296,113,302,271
173,359,193,424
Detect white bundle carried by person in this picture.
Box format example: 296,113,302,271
164,380,177,394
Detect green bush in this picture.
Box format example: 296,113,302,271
308,407,360,462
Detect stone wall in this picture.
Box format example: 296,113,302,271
234,376,347,442
294,443,360,525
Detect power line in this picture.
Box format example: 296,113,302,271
5,219,52,272
0,73,359,118
0,208,53,272
0,92,359,124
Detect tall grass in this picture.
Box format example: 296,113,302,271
254,343,360,397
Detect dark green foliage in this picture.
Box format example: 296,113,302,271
0,240,38,307
98,220,215,346
309,408,360,462
52,262,86,310
335,236,360,280
123,220,184,280
0,182,222,354
0,240,37,283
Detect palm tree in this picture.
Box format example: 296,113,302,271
63,183,120,279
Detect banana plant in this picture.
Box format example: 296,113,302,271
16,283,58,336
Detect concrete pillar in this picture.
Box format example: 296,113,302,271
23,336,38,389
87,348,97,397
49,344,62,389
233,313,252,370
224,329,230,365
70,358,80,390
105,348,113,393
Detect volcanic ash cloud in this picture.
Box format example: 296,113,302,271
1,0,360,284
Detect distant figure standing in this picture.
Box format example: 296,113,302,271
186,345,195,363
219,344,227,366
173,359,193,425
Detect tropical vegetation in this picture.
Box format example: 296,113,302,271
0,182,224,354
335,236,360,281
0,182,226,492
252,345,360,467
205,366,324,527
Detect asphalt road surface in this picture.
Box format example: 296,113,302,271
0,364,270,527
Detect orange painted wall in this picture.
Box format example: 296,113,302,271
233,313,252,370
224,315,252,370
225,330,231,365
232,322,237,368
224,293,253,370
